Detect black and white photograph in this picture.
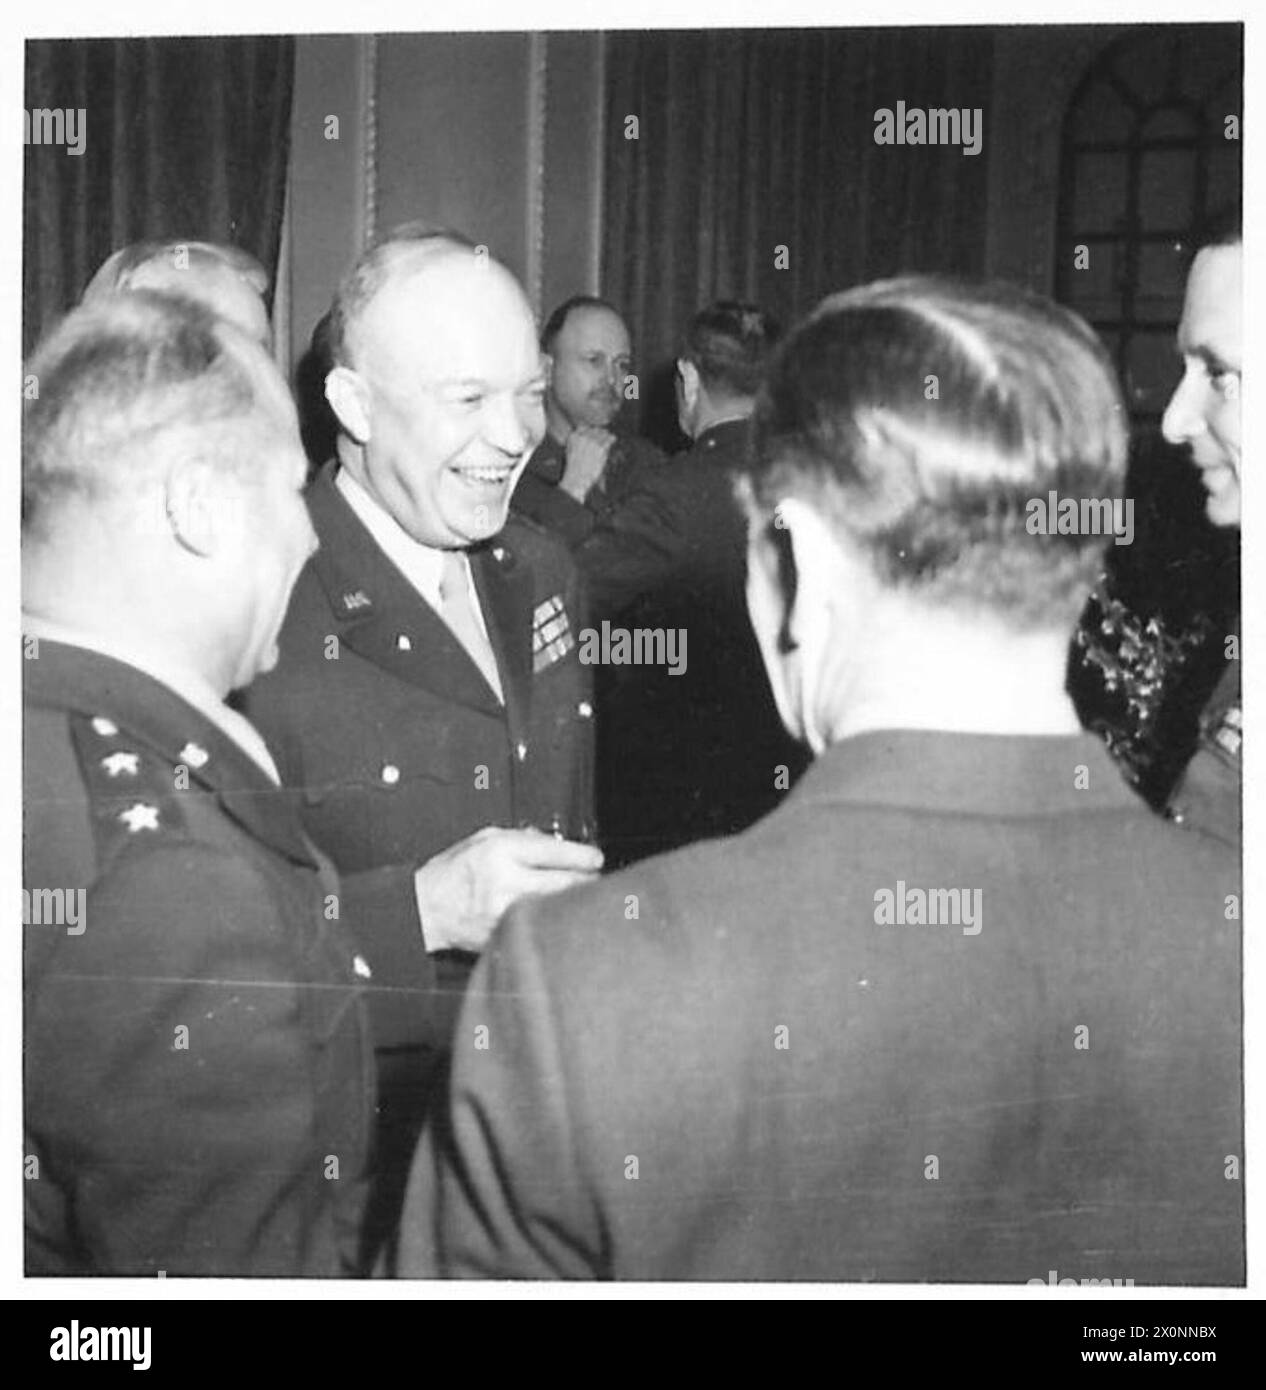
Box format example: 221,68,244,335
12,0,1255,1323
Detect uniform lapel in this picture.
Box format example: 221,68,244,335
305,466,504,718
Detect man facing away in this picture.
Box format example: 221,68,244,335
1161,205,1242,848
23,291,374,1275
597,301,810,866
400,276,1242,1283
239,233,602,1267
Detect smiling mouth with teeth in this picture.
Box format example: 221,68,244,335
457,465,515,485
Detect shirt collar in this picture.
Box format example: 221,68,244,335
335,464,448,605
794,728,1141,819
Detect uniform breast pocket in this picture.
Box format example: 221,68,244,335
361,707,500,867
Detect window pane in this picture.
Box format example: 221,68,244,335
1138,148,1196,231
1073,151,1128,232
1135,240,1188,323
1064,238,1125,323
1143,104,1198,140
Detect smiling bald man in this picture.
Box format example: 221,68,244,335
240,232,601,1269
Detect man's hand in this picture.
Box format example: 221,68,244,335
414,826,603,954
559,426,616,502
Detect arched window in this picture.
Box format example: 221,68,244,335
1057,26,1241,430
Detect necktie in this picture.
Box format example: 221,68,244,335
438,549,503,703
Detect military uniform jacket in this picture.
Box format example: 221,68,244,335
1168,620,1241,849
240,464,596,1051
402,731,1242,1283
512,431,683,617
24,641,374,1277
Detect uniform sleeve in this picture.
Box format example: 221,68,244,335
512,470,597,547
575,467,692,619
25,842,344,1276
397,903,602,1279
338,862,471,1052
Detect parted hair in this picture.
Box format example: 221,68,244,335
23,290,293,534
325,224,478,371
746,275,1129,628
682,301,780,399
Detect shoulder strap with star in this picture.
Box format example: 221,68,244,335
67,712,190,867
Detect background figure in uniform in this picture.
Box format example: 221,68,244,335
23,290,374,1275
512,295,690,615
240,232,602,1269
80,238,273,348
400,276,1241,1283
597,301,810,867
1161,205,1242,847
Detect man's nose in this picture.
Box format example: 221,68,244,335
484,393,532,455
1162,369,1205,446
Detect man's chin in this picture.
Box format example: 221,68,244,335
1200,467,1241,529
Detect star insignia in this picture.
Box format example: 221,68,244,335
179,741,210,769
101,751,140,778
119,803,160,833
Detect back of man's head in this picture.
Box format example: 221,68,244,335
82,239,272,346
24,289,293,545
747,275,1128,631
682,301,780,401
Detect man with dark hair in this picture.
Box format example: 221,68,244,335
1162,204,1242,847
598,301,808,866
511,295,677,613
401,276,1241,1283
23,291,373,1275
239,233,601,1268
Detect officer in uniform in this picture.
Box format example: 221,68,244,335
23,291,374,1276
512,294,683,617
401,278,1241,1284
1161,206,1242,849
240,233,602,1266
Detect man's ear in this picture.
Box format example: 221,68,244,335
163,454,239,560
678,358,701,411
325,365,373,444
774,496,854,647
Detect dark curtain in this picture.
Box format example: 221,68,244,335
23,36,294,354
602,27,994,444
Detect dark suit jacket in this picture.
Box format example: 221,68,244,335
597,419,810,865
24,641,374,1276
240,464,596,1052
401,730,1242,1283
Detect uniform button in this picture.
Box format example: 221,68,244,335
352,954,372,979
395,634,412,651
577,700,593,719
91,716,118,737
179,741,210,769
515,741,528,761
493,546,507,562
380,763,401,785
